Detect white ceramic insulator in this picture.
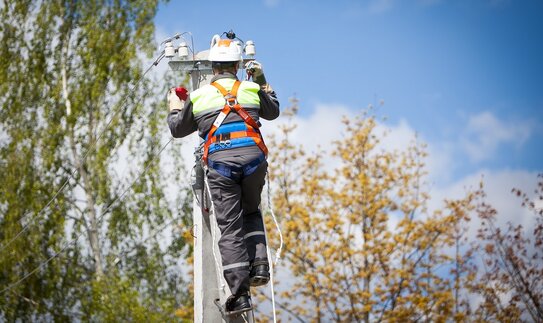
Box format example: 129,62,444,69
245,40,256,57
164,41,175,57
178,42,189,58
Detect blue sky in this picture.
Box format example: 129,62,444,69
156,0,542,206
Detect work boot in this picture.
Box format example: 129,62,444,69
250,260,270,287
225,293,252,315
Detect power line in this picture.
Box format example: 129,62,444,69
0,53,165,255
111,215,181,267
0,138,173,295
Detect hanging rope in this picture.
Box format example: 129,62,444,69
266,172,283,266
264,171,284,323
262,207,278,323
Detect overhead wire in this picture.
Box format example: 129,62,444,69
0,51,166,255
0,137,173,295
111,214,181,267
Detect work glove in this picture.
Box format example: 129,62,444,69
167,87,186,111
245,60,267,86
260,83,274,95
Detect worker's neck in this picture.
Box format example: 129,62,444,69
214,70,237,76
212,71,238,82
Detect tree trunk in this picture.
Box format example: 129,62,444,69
62,50,104,279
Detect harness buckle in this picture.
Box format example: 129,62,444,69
225,94,237,107
216,140,232,149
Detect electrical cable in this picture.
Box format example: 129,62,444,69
0,51,166,256
111,215,180,266
0,138,173,295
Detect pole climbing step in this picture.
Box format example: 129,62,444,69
214,298,255,319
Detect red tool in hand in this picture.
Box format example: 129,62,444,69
175,87,188,101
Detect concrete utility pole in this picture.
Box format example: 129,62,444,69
168,42,255,323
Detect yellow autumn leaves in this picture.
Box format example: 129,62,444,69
259,102,533,322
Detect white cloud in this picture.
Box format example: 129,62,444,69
426,141,457,183
375,118,416,152
429,169,539,239
260,103,350,170
461,111,532,163
261,104,457,185
260,104,539,237
374,118,457,184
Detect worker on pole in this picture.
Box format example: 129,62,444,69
167,34,280,314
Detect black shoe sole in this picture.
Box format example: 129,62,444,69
250,275,270,287
215,299,253,316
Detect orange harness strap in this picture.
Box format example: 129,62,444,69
202,80,268,165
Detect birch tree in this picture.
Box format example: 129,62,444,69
0,1,192,320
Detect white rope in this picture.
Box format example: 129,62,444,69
203,173,227,293
266,172,283,265
263,221,278,323
265,171,283,323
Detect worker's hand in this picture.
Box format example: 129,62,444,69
260,83,274,94
175,87,188,101
167,88,184,111
245,60,267,86
245,60,264,78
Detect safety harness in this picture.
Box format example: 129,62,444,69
203,80,268,165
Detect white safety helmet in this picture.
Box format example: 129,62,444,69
208,34,242,63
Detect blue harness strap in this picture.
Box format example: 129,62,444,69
207,121,258,154
208,154,266,180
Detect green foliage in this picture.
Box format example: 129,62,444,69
0,0,192,320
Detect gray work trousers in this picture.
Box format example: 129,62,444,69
206,158,269,296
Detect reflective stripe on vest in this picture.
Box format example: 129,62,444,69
202,80,268,165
